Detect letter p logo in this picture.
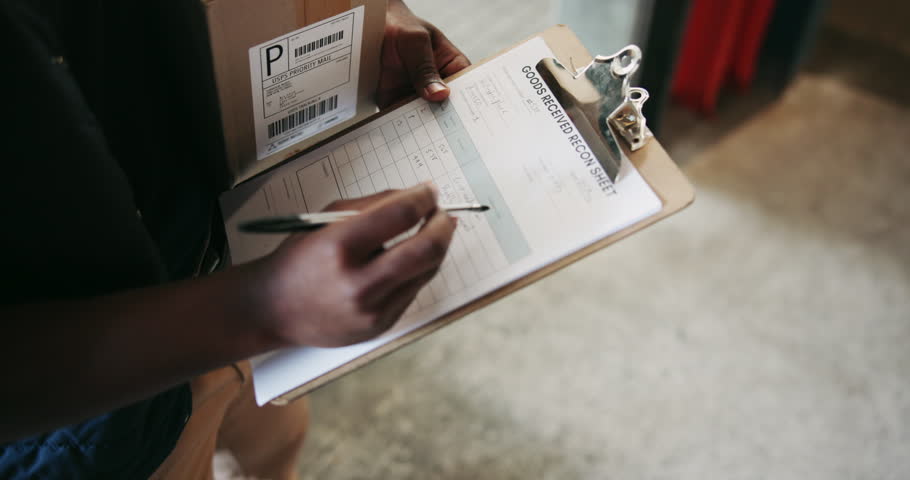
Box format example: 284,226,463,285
261,42,288,79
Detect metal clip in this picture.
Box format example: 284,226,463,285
536,45,651,182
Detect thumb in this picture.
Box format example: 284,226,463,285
397,28,450,102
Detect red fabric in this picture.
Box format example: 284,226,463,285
732,0,777,91
671,0,777,114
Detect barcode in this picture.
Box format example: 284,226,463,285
294,31,344,58
267,95,339,139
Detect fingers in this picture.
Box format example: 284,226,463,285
379,2,470,106
359,209,456,304
375,270,436,326
327,183,439,257
362,268,436,341
431,28,471,78
397,26,450,102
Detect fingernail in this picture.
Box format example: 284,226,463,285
451,216,459,227
423,81,448,100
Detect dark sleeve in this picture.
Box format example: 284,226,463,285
0,1,167,304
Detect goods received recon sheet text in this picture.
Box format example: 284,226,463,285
221,36,664,405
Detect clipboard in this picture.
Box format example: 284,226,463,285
250,25,695,405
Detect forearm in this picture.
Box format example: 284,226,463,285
0,260,283,443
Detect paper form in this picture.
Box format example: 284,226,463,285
219,37,663,405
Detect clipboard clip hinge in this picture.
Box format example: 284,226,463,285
569,46,652,152
609,86,651,151
537,45,652,182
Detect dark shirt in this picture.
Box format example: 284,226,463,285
0,0,229,476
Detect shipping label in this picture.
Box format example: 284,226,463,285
248,6,365,160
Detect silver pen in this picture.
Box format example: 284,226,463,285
238,203,490,234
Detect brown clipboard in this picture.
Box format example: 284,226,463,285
267,25,695,405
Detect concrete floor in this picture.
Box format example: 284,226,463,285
293,3,910,479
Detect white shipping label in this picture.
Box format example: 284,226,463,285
248,6,365,160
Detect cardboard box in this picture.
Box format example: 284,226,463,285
204,0,387,184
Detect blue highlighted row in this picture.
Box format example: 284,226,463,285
431,101,531,263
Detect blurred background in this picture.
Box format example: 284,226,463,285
297,0,910,478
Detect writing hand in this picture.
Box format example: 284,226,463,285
256,184,456,347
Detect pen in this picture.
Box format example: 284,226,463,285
238,203,491,234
